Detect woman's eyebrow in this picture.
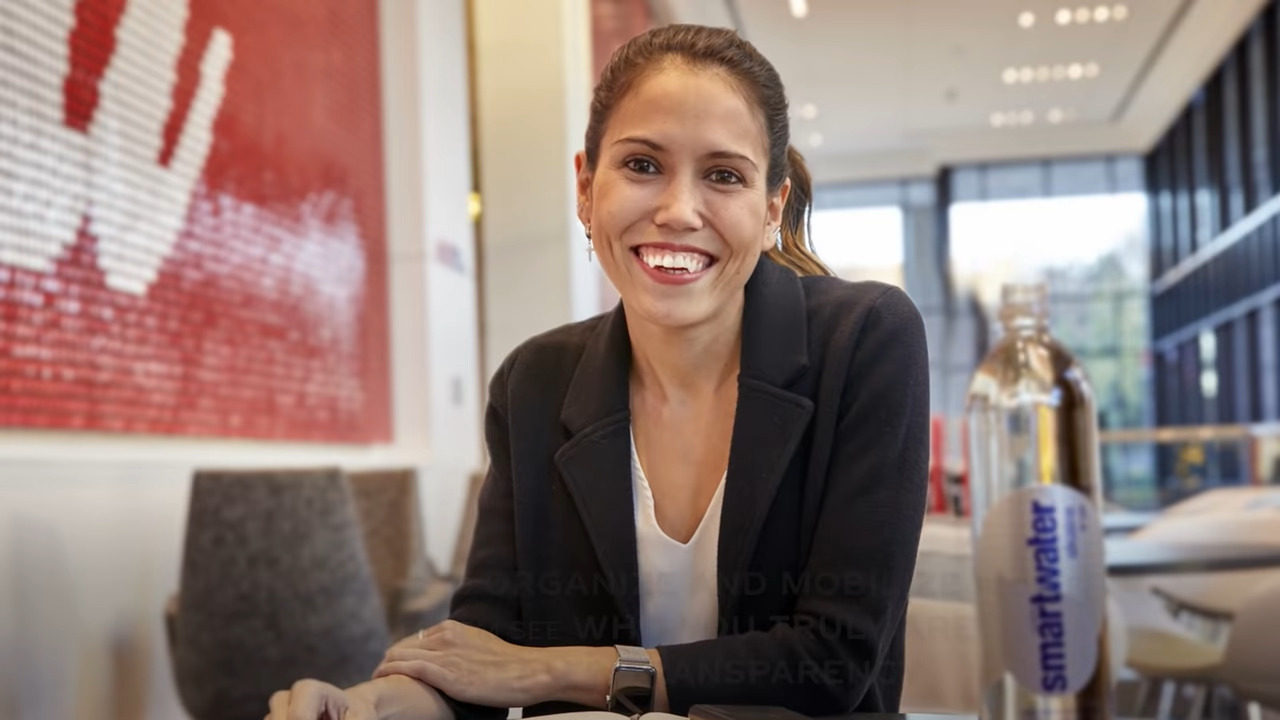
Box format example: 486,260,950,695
612,136,759,171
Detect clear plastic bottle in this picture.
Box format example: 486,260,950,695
965,284,1113,720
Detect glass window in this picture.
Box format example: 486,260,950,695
950,192,1154,505
809,206,905,287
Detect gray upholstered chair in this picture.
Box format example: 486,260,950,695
347,467,453,637
166,468,391,720
449,470,487,583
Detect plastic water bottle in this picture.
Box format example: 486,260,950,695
965,284,1113,720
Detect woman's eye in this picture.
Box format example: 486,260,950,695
625,158,658,174
709,169,743,185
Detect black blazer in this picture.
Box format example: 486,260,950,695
447,256,930,718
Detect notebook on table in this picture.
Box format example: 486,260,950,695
533,706,809,720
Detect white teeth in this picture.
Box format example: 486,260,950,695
637,247,712,273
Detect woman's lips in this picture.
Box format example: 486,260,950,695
630,245,716,286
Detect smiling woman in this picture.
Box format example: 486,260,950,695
267,24,930,720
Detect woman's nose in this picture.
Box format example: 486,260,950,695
652,174,702,231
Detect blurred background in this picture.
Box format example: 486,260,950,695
1,0,1278,718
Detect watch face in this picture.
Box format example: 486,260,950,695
611,666,656,712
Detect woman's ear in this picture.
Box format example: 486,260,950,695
574,151,592,227
762,178,792,252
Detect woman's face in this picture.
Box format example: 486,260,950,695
576,65,788,330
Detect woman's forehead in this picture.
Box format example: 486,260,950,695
603,66,770,160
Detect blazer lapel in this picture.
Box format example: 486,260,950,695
553,306,641,642
551,258,815,641
717,257,815,625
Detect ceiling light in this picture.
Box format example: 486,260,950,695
1075,6,1092,23
789,0,808,19
1083,62,1100,78
1067,63,1084,80
1093,5,1111,22
1056,8,1073,25
1112,4,1129,21
1035,66,1051,82
798,102,819,120
991,109,1045,129
1018,11,1036,28
1019,66,1035,83
808,131,823,147
1052,65,1067,80
1047,108,1065,124
1003,68,1020,84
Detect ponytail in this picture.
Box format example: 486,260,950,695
766,146,833,277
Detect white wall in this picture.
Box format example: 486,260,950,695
474,0,604,380
0,1,482,718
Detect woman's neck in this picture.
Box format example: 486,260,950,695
626,295,744,403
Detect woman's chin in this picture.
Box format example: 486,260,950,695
625,293,714,330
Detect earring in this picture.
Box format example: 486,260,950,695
585,225,594,262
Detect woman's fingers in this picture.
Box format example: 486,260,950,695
372,658,449,688
262,680,346,720
265,690,290,719
412,621,453,646
381,647,446,665
289,680,333,720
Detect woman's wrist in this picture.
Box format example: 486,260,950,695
349,675,454,720
541,645,618,708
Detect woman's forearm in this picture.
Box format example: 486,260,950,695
543,646,669,712
350,675,456,720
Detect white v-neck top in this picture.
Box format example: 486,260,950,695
630,428,725,647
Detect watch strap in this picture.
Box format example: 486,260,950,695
615,644,650,664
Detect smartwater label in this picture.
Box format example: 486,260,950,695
975,485,1106,695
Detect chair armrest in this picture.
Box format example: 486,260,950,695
1151,584,1237,622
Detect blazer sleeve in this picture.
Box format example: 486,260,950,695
439,355,522,720
655,286,931,716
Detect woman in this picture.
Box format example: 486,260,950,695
268,23,928,720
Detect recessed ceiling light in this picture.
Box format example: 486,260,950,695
1112,4,1129,21
1093,5,1111,22
1035,66,1051,82
1003,68,1019,84
1052,65,1067,80
1075,6,1092,23
1018,11,1036,28
789,0,808,19
1056,8,1073,25
1047,108,1065,124
1083,62,1100,78
991,109,1045,128
1067,63,1084,80
808,131,823,147
798,102,819,120
1019,66,1035,83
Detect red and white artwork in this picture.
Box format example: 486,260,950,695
0,0,390,441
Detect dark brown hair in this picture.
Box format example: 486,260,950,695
583,24,833,277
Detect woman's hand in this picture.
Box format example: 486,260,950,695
373,620,555,708
265,679,376,720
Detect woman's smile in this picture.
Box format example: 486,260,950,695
629,242,719,285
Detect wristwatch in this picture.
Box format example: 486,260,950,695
606,644,656,715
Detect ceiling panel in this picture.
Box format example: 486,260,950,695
656,0,1267,182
